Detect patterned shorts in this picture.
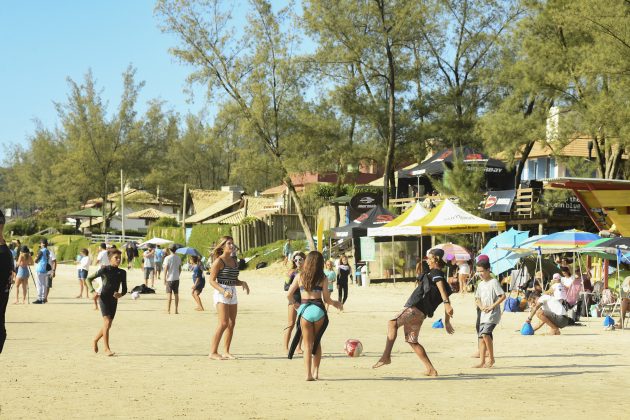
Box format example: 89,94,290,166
391,307,426,344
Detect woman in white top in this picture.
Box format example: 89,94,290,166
457,260,471,294
76,248,91,298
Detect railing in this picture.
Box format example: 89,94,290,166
87,233,145,244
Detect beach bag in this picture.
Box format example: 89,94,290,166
504,297,520,312
255,262,267,270
238,258,247,270
131,284,155,294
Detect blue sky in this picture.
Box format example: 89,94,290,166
0,0,207,161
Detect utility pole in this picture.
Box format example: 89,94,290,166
120,169,125,241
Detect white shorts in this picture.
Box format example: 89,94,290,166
458,265,470,275
213,285,238,305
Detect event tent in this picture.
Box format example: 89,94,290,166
367,203,429,237
401,199,506,235
398,147,506,178
331,205,395,239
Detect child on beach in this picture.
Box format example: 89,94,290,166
86,249,127,356
373,249,454,376
76,248,90,299
190,255,205,311
323,259,336,310
473,260,505,368
286,251,343,381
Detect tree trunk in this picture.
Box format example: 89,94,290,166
515,140,536,187
383,49,396,208
285,176,315,250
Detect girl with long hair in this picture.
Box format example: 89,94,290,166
283,251,306,353
287,251,342,380
14,246,33,304
207,236,250,360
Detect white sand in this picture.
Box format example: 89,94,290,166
2,262,629,419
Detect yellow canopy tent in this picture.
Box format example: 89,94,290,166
405,199,506,234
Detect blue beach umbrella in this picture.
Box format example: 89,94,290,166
479,228,530,275
175,247,201,257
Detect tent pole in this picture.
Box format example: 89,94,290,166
392,236,396,286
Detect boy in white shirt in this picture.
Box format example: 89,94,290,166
76,248,91,298
473,260,506,368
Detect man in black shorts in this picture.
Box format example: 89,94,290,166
1,210,16,354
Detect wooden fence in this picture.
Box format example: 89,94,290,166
231,214,316,253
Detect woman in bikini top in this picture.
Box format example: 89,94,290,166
286,251,342,381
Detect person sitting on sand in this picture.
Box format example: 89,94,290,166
86,248,127,356
373,248,454,377
525,291,571,335
286,251,343,381
473,260,506,368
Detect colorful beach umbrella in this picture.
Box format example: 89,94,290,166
531,230,600,254
430,243,471,261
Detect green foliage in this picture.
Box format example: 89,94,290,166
241,239,307,270
146,226,185,245
187,224,232,255
150,217,179,228
432,159,485,214
56,237,90,262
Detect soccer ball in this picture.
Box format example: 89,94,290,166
344,339,363,357
131,291,140,300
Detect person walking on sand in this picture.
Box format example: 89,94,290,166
86,248,127,356
473,260,505,368
286,251,343,381
284,251,306,354
1,210,15,354
190,255,205,311
162,244,182,314
323,259,336,311
143,245,156,288
33,238,52,304
207,236,250,360
373,249,454,377
283,239,292,267
336,255,352,305
96,243,109,269
154,245,164,281
14,245,33,304
76,248,91,299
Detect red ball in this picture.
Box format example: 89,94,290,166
344,339,363,357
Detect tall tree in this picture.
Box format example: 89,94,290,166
303,0,428,206
56,67,144,229
156,0,317,247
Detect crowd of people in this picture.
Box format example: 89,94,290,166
1,207,627,381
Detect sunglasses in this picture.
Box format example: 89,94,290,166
294,257,304,263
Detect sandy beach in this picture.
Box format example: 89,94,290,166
2,262,629,419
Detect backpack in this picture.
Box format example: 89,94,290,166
503,296,520,312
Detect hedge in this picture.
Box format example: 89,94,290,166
188,224,232,255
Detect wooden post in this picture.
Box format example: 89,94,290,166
538,223,543,235
182,184,187,245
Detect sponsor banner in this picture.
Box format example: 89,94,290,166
360,237,376,261
483,190,516,213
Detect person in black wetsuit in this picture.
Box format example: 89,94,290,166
336,255,352,305
283,251,306,354
86,248,127,356
372,248,454,376
0,210,16,354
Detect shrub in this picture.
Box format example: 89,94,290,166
188,224,232,255
150,217,179,228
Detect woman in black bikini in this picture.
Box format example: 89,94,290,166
286,251,343,381
283,251,306,353
207,236,250,360
86,248,127,357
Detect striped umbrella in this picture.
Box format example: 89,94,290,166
532,230,600,254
